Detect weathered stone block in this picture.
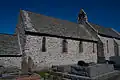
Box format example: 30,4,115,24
70,64,114,78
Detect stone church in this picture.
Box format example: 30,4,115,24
0,9,120,70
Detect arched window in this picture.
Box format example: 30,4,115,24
42,37,46,52
79,41,83,53
62,39,68,53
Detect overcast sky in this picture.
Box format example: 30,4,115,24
0,0,120,34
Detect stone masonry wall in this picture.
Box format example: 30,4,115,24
0,57,21,68
84,23,105,62
25,35,97,70
114,39,120,56
114,39,119,56
117,45,120,56
98,36,115,60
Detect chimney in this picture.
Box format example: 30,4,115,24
78,9,88,24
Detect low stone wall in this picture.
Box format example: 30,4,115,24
0,57,22,69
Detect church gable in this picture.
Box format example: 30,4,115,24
20,10,98,42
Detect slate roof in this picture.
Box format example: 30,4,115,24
21,10,98,41
90,23,120,39
0,34,20,55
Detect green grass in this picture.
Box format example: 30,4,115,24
36,71,50,78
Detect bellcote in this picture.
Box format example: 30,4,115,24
78,9,88,24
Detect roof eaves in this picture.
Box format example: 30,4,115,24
25,31,98,43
